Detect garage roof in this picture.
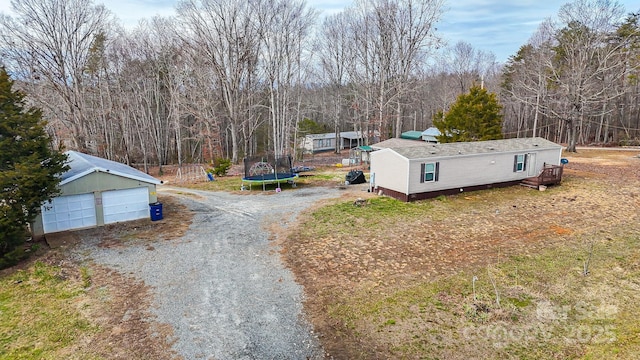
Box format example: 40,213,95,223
61,151,161,185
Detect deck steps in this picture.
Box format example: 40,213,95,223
520,177,540,188
520,164,564,189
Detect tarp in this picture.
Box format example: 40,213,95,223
345,170,366,184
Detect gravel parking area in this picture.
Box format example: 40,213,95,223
73,186,342,359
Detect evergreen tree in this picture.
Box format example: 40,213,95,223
0,67,68,268
297,118,328,137
433,85,504,143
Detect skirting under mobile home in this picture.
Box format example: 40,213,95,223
369,137,563,202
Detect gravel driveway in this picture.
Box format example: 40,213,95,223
73,186,342,359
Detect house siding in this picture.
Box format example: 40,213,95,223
63,172,158,202
370,138,563,202
407,148,560,194
370,149,410,194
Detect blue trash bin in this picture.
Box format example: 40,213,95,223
150,202,163,221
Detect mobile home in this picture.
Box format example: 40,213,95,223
369,137,563,201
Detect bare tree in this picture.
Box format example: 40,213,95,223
501,24,555,139
257,0,316,157
500,1,640,146
0,0,112,151
177,0,261,163
337,0,444,140
547,0,629,151
317,12,352,153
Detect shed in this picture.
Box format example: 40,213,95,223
369,137,563,201
340,131,367,149
31,151,161,236
300,131,379,153
349,145,374,165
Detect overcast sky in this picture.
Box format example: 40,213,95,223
2,0,640,63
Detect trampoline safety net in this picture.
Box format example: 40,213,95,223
242,154,297,190
243,154,293,178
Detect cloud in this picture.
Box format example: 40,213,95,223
4,0,640,63
105,0,177,27
438,1,566,60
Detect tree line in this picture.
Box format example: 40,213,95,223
502,0,640,151
0,0,638,170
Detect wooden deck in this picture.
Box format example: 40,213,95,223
521,164,564,188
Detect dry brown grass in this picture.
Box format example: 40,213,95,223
0,192,195,359
0,250,179,360
283,148,640,359
95,194,192,248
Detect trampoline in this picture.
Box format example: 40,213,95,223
241,155,298,191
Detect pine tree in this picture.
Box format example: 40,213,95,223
0,67,68,268
433,85,504,143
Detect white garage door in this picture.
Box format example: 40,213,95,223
102,187,149,224
41,193,97,233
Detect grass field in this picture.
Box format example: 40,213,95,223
182,167,357,192
283,150,640,359
1,149,638,359
0,259,98,359
0,196,189,360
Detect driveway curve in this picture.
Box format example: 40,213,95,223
74,186,342,359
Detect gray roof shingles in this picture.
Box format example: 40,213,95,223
388,137,562,160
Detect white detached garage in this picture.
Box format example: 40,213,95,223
32,151,161,236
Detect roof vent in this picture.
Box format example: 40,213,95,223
488,147,494,150
534,144,539,147
430,151,437,154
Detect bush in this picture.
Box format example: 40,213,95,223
0,221,29,269
0,241,32,270
209,158,232,177
619,138,640,146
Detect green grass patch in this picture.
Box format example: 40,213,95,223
80,266,92,288
0,261,99,359
182,176,243,191
299,172,344,182
562,148,639,159
304,197,432,237
185,172,336,191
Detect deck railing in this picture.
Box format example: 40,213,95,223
521,163,564,187
537,163,563,185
